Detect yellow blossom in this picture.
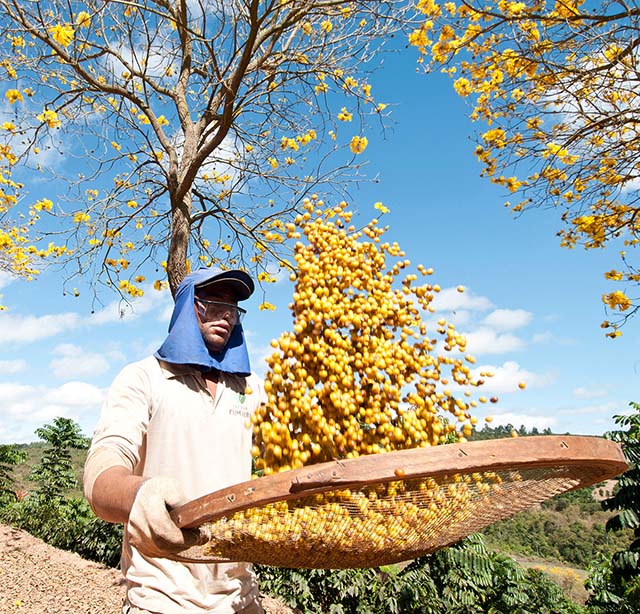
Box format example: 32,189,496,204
34,198,53,211
73,211,91,224
453,77,472,97
343,76,358,90
37,109,61,129
5,89,23,104
604,270,624,281
374,202,390,214
603,290,631,311
350,135,368,154
268,157,278,169
49,24,75,47
259,302,276,311
258,272,277,283
75,11,91,28
337,107,353,121
321,20,333,33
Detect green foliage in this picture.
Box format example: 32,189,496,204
29,417,89,500
257,535,583,613
0,418,122,568
542,487,600,515
0,495,122,568
0,444,27,505
586,402,640,612
482,505,627,569
471,424,553,441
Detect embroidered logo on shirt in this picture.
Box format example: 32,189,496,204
229,405,251,419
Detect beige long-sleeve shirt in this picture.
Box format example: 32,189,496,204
84,356,266,613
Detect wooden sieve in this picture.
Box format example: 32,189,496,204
170,435,627,568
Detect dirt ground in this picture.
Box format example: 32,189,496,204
0,524,296,614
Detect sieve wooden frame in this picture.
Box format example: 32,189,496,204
170,436,627,567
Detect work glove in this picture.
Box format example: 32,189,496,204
127,476,205,558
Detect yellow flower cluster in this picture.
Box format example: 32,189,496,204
5,89,22,104
251,198,486,476
49,23,75,47
37,109,61,129
119,279,144,297
349,135,368,154
603,290,631,312
75,11,91,29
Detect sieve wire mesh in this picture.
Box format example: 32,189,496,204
177,464,597,568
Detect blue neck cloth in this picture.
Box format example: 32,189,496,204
154,268,252,375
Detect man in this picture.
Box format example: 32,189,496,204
84,267,265,613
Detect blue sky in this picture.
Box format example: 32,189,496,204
1,49,638,445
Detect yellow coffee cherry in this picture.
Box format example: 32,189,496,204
252,200,492,475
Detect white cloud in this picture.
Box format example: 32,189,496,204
472,361,554,394
532,331,554,344
464,327,525,355
431,287,493,312
88,284,173,325
0,359,27,374
573,386,608,400
482,308,533,331
0,271,15,289
0,380,105,444
244,328,273,378
0,312,81,344
250,344,274,378
558,401,619,417
49,344,115,379
446,310,473,327
44,381,105,407
0,381,35,402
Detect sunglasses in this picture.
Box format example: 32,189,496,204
195,298,246,324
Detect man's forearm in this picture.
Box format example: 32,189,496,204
90,466,147,524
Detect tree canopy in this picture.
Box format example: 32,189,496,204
0,0,418,299
411,0,640,335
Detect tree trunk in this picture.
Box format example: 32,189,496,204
167,191,192,299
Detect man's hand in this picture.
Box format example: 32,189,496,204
127,477,204,558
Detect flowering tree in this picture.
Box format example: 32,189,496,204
410,0,640,335
0,0,418,299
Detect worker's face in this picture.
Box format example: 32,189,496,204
194,284,244,353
